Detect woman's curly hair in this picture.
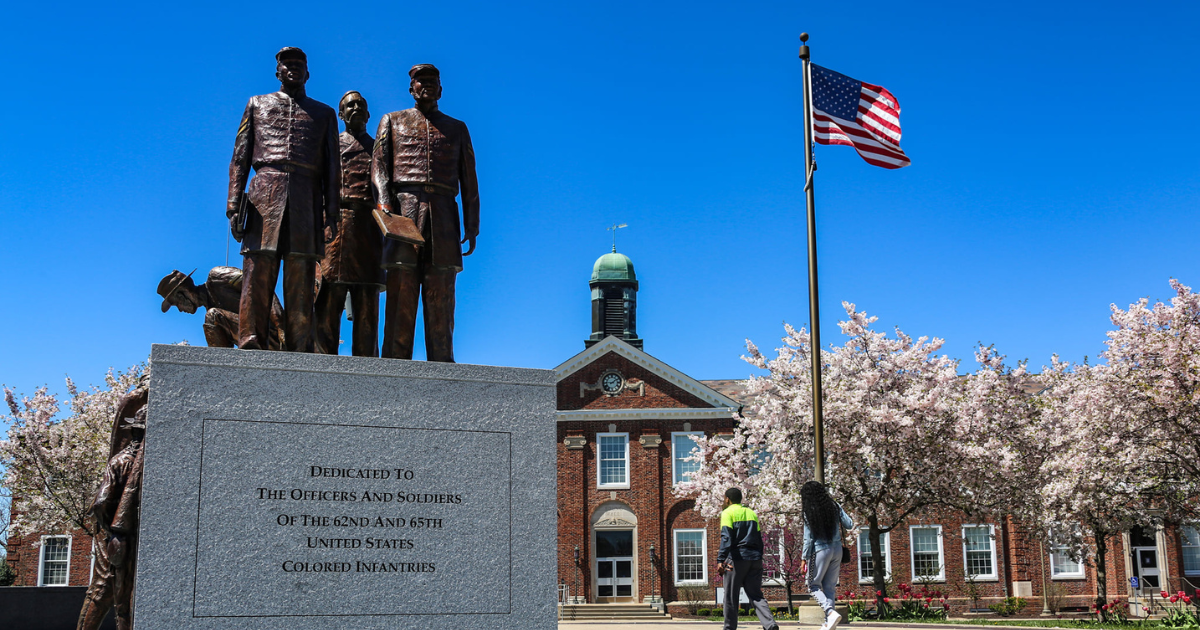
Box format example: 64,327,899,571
801,480,840,542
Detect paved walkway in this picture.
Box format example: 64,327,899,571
560,622,1047,630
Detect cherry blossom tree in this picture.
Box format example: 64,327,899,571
1102,279,1200,505
1024,357,1170,616
681,303,1035,604
0,363,146,542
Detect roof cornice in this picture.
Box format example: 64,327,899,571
554,336,741,410
557,407,737,422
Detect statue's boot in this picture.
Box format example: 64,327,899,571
281,255,316,353
78,539,114,630
238,253,280,349
76,589,113,630
313,281,347,354
422,267,457,363
382,266,420,360
349,285,380,357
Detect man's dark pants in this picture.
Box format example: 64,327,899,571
723,559,777,630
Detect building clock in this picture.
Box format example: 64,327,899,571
579,369,645,398
601,371,624,394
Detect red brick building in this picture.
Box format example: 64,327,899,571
554,248,741,606
5,510,96,587
553,249,1200,615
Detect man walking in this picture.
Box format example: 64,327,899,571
717,488,779,630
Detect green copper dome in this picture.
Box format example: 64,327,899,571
591,249,636,282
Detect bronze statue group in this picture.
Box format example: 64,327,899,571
84,47,479,630
159,47,479,363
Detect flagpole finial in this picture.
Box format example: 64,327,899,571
799,32,809,42
799,33,810,61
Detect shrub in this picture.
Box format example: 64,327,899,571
988,596,1028,617
697,608,712,617
678,585,709,616
0,558,15,586
1045,582,1067,615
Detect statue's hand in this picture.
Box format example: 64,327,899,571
229,213,245,242
461,230,478,256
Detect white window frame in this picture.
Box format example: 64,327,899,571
671,431,702,486
961,524,999,581
1048,544,1085,579
37,535,72,586
908,525,945,582
596,432,630,489
673,528,708,585
761,530,787,585
1183,526,1200,576
857,528,892,584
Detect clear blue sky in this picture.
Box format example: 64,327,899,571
1,0,1197,404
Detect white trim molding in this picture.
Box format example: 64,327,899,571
1182,526,1200,576
962,524,999,581
673,528,708,585
37,534,72,586
858,529,892,584
1049,544,1085,579
557,407,736,422
671,431,703,486
909,525,945,582
596,432,630,489
555,336,741,411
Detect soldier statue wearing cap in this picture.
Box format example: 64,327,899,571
227,46,340,352
314,90,384,356
157,267,285,349
371,64,479,362
76,381,148,630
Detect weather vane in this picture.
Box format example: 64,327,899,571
607,223,628,252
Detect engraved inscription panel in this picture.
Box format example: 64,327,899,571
192,419,511,618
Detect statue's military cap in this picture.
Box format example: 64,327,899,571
276,47,307,63
409,64,440,79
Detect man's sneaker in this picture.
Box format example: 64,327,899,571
827,610,843,630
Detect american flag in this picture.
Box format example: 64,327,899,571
810,64,910,169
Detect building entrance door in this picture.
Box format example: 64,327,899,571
1133,547,1161,591
596,529,635,602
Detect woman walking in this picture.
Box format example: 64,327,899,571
800,481,854,630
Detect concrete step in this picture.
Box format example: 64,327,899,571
560,604,671,620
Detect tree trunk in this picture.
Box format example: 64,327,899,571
785,579,795,615
1093,522,1109,619
870,513,887,611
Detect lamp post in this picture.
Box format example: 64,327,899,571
1040,541,1051,616
649,543,658,609
574,545,581,604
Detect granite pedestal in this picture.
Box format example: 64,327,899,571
135,344,557,630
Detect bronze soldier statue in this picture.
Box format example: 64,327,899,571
314,91,384,356
228,46,340,352
157,267,285,349
372,64,479,362
77,382,147,630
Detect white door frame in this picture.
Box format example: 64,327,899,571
1132,546,1161,593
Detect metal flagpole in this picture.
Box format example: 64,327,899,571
798,33,826,485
